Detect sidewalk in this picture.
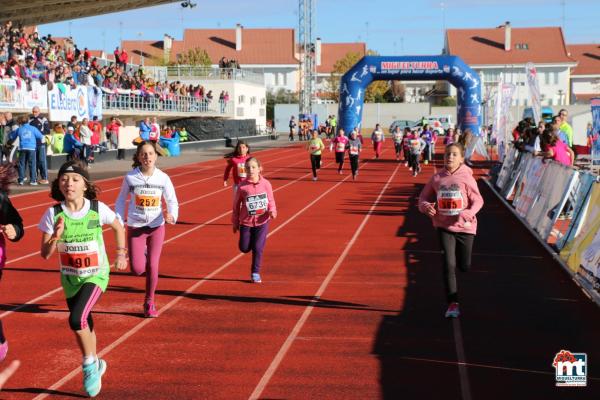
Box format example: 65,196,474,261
10,138,293,195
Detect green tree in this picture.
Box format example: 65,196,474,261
267,88,298,121
440,96,457,106
326,49,389,103
176,48,212,67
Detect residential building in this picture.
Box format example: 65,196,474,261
567,44,600,104
444,23,577,106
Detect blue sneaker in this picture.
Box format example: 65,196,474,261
83,359,107,397
251,273,262,283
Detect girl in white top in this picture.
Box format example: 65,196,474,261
115,141,179,317
78,118,93,164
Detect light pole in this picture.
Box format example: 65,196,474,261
137,32,144,66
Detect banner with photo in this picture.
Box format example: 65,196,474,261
493,81,516,162
525,63,542,124
560,182,600,274
556,173,597,251
514,156,547,217
525,162,572,229
512,153,535,205
22,80,48,109
0,79,19,109
495,145,519,191
87,86,103,120
591,98,600,158
47,84,89,122
532,166,578,240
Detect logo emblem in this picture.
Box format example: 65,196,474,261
553,350,587,387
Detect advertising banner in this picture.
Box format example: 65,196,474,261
0,79,19,109
514,156,547,217
556,173,597,250
560,183,600,274
493,81,516,161
22,80,48,109
87,86,103,120
533,166,577,240
525,63,542,124
591,98,600,161
525,162,571,229
48,85,89,122
496,146,519,191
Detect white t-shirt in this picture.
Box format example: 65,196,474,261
115,167,179,228
38,199,117,234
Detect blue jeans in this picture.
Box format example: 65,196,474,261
36,143,48,180
18,149,36,183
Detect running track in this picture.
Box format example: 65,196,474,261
0,143,599,399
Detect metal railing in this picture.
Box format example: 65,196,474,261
102,92,234,114
166,66,264,85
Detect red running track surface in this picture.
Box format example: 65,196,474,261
0,143,599,399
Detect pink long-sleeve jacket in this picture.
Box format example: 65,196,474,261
232,176,277,227
418,165,484,235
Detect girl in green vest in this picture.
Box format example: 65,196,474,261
39,161,127,397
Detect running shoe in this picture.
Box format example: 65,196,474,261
0,341,8,362
83,359,107,397
17,181,24,186
445,302,460,318
312,176,318,181
38,179,49,184
251,273,262,283
404,162,408,167
144,301,159,318
29,182,38,186
424,160,429,165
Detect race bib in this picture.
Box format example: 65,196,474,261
410,139,421,149
310,144,319,152
237,162,247,178
336,142,346,152
374,132,383,141
246,193,268,215
58,241,101,277
393,133,403,143
437,190,464,216
350,145,359,155
134,186,162,210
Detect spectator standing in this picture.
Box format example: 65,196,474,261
139,117,151,141
119,48,128,69
10,116,43,185
29,106,50,184
88,116,102,147
106,116,123,156
63,126,84,161
558,109,573,148
78,118,93,164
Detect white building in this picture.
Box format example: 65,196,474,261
444,23,577,107
567,44,600,104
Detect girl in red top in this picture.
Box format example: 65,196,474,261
223,140,251,192
330,129,349,174
418,143,484,318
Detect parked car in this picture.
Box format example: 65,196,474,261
389,120,417,132
418,115,454,135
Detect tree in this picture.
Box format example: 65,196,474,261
267,88,298,121
176,48,212,67
326,49,389,103
440,96,457,106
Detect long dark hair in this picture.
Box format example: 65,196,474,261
224,140,250,159
50,160,99,201
132,141,160,169
0,163,17,193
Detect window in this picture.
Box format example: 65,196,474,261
548,98,553,105
554,71,559,85
283,73,288,86
238,95,245,104
250,96,257,105
274,73,279,86
260,98,266,105
544,72,550,85
236,107,244,117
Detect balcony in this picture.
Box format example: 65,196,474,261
165,67,264,85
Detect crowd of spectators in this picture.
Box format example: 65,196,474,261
0,21,220,110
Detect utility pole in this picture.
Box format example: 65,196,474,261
561,0,566,31
298,0,316,117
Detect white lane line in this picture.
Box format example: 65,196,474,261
452,319,472,400
248,163,400,400
3,157,315,320
33,162,349,400
13,147,298,212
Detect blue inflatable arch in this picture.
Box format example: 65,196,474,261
338,55,482,135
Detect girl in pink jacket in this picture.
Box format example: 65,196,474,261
418,143,484,318
232,157,277,283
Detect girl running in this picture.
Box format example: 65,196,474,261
307,129,325,181
391,126,403,161
223,140,251,192
115,141,179,318
348,130,362,180
408,131,426,177
330,129,349,174
39,160,127,397
418,143,484,318
371,123,385,159
232,157,277,283
0,164,24,362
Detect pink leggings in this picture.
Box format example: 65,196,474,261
127,224,165,303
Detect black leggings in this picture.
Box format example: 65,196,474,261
310,154,321,177
437,229,475,303
66,283,103,331
335,152,345,171
349,154,359,175
409,152,420,171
